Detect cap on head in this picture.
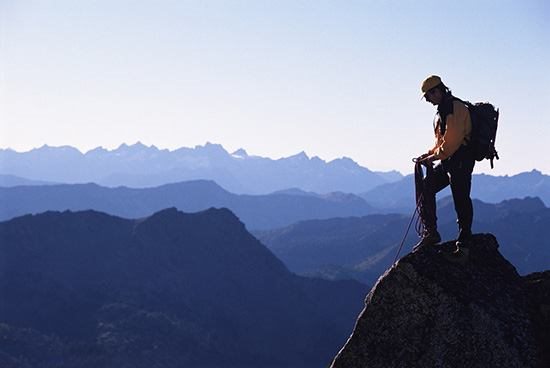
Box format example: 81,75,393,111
421,75,442,96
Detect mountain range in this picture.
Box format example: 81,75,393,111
0,174,55,187
2,178,548,284
0,143,399,194
360,169,550,211
2,143,549,208
0,180,375,230
0,208,367,367
256,196,550,285
2,143,549,366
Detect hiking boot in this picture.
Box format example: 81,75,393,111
456,230,472,248
413,231,441,252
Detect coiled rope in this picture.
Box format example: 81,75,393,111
392,160,431,264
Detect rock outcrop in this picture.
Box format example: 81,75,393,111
330,234,550,368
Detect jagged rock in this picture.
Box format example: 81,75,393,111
524,270,550,366
330,234,549,368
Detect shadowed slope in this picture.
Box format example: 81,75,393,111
0,208,367,367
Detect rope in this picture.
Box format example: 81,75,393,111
414,161,428,238
392,194,422,264
392,160,430,264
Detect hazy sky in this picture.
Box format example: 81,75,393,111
1,0,549,175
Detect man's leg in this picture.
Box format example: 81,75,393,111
415,164,449,248
448,160,475,243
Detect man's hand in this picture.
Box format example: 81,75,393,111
417,153,436,167
416,153,430,162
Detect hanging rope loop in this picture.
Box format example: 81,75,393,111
392,160,429,264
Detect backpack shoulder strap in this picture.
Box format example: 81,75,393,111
436,96,455,135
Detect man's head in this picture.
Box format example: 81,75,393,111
421,75,447,105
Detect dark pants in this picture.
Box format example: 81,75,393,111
419,146,475,240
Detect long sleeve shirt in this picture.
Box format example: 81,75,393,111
428,100,472,161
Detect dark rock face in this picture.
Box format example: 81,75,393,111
330,234,549,368
524,271,550,366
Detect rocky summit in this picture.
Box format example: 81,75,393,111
330,234,550,368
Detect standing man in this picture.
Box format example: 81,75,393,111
415,75,475,250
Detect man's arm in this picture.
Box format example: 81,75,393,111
429,102,470,161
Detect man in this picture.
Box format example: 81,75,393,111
415,75,475,250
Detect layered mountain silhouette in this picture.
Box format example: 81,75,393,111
0,208,367,367
330,235,550,368
361,169,550,211
0,143,399,194
0,174,54,187
256,197,550,285
256,214,408,284
0,180,375,230
2,144,549,204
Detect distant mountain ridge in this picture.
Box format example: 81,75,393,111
3,144,547,205
0,180,375,230
0,208,367,367
361,169,550,211
256,196,550,285
0,174,55,187
0,143,400,194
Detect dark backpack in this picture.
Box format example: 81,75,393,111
454,99,500,168
467,102,499,168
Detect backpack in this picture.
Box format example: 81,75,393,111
466,101,499,168
454,99,500,168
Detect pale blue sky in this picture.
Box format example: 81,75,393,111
1,0,549,175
